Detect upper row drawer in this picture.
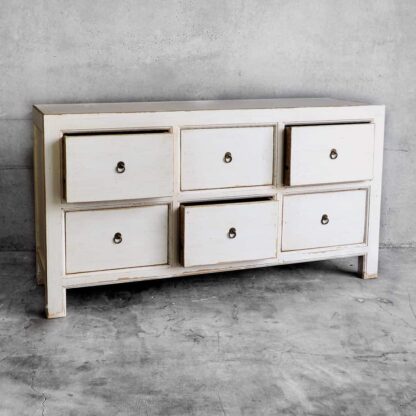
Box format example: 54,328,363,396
64,132,173,203
63,123,374,203
284,123,375,186
181,126,274,191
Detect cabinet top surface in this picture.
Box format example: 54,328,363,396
34,97,378,116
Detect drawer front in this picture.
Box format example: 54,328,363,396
181,200,278,267
284,124,374,186
64,133,173,203
181,127,274,190
66,205,168,273
282,190,367,251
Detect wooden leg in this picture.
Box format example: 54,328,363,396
358,254,378,279
45,283,67,319
35,256,45,286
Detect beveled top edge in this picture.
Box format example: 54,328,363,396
33,97,375,116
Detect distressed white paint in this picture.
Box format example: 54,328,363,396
32,98,385,318
65,133,173,202
181,126,274,190
34,97,365,116
286,123,374,186
66,205,168,273
181,200,278,267
281,190,367,251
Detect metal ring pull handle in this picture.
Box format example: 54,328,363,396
113,232,123,244
228,227,237,239
116,161,126,173
329,149,338,160
321,214,329,225
223,152,233,163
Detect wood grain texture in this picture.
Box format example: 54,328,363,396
66,205,168,273
181,200,278,267
181,126,274,190
64,133,173,203
285,123,374,186
282,190,367,251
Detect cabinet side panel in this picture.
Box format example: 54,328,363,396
44,116,67,318
33,124,47,283
360,109,385,278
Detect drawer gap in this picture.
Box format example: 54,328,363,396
181,196,274,207
64,128,172,136
285,121,371,128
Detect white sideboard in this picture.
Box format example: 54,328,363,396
33,98,385,318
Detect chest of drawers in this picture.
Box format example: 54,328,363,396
33,98,385,318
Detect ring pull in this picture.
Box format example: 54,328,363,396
223,152,233,163
321,214,329,225
228,227,237,239
113,232,123,244
329,149,338,160
116,161,126,173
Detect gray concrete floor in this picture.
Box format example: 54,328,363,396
0,249,415,416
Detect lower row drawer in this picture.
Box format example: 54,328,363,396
66,205,169,273
65,190,367,273
180,201,279,267
281,190,367,251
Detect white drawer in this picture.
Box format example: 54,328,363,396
66,205,168,273
181,127,274,191
282,190,367,251
180,200,278,267
64,132,173,203
284,124,374,186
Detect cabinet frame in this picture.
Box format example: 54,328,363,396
33,99,385,318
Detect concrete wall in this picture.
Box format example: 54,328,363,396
0,0,415,250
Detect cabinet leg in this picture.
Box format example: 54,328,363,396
35,261,45,286
45,285,67,318
358,254,378,279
